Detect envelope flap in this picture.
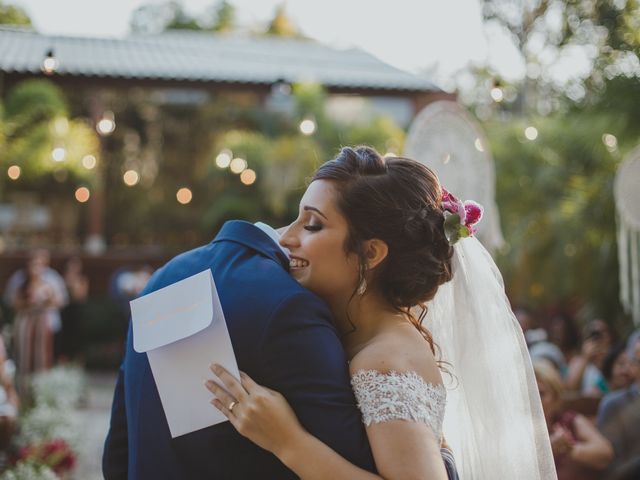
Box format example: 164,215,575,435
131,270,215,353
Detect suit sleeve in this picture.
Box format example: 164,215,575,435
258,292,376,473
102,351,129,479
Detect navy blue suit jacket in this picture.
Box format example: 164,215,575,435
103,221,376,479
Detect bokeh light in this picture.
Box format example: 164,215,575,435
490,87,504,102
7,165,21,180
299,118,316,135
123,170,140,186
176,187,193,204
82,155,97,169
41,50,58,75
216,149,232,168
602,133,617,151
52,147,66,162
474,138,484,152
240,169,257,185
524,126,538,140
97,111,116,136
229,157,247,174
75,187,90,203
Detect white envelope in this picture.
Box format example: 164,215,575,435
130,269,239,438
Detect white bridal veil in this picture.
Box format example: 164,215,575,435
423,236,557,479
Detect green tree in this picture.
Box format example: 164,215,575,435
486,111,633,322
0,1,31,25
478,0,640,111
265,4,300,38
0,80,97,190
210,0,235,33
130,1,198,34
130,1,236,34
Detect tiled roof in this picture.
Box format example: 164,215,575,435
0,27,439,92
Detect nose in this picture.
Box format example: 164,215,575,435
279,222,299,250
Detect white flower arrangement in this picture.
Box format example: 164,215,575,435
16,403,80,450
1,366,87,478
31,366,86,410
0,460,58,480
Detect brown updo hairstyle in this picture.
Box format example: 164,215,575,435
312,146,454,355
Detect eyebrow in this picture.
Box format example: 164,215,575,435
303,206,328,220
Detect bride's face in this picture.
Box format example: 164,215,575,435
280,180,360,304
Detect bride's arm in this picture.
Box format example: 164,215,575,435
206,364,448,480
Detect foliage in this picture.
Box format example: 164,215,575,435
93,82,404,250
130,0,237,34
210,0,235,33
0,1,31,26
473,0,640,116
0,80,97,192
265,4,300,38
486,110,636,321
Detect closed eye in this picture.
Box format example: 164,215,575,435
304,225,322,232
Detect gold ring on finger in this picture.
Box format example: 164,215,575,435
228,400,237,412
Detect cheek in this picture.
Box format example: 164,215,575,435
309,240,358,289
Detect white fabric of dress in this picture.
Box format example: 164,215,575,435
351,369,446,442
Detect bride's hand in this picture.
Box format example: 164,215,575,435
205,364,306,457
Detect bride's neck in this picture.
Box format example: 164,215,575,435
328,291,402,360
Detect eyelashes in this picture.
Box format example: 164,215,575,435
304,225,322,232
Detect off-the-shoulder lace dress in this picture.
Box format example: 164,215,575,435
351,370,447,442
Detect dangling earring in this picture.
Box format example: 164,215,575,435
357,277,367,296
357,267,367,296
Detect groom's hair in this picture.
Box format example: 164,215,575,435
312,146,453,356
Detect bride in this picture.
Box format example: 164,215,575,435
205,146,556,479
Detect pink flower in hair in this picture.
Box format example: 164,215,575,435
441,188,466,223
464,201,483,227
441,187,484,244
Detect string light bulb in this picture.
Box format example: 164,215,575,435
41,49,58,75
96,111,116,136
524,126,538,141
7,165,21,180
75,187,90,203
240,169,256,185
229,157,247,174
176,187,193,204
299,117,316,136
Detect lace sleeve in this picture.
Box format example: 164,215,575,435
351,370,446,441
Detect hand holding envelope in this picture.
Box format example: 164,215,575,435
130,269,239,438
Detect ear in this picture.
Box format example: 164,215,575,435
362,238,388,271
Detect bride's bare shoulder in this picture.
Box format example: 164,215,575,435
349,325,443,386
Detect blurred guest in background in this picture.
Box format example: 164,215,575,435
59,256,89,364
566,319,613,396
8,252,65,393
530,341,568,377
109,265,153,317
0,334,17,452
601,342,632,394
3,249,68,354
535,360,613,479
597,331,640,479
548,314,581,364
515,307,547,348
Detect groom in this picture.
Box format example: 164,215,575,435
103,221,458,479
103,220,374,479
